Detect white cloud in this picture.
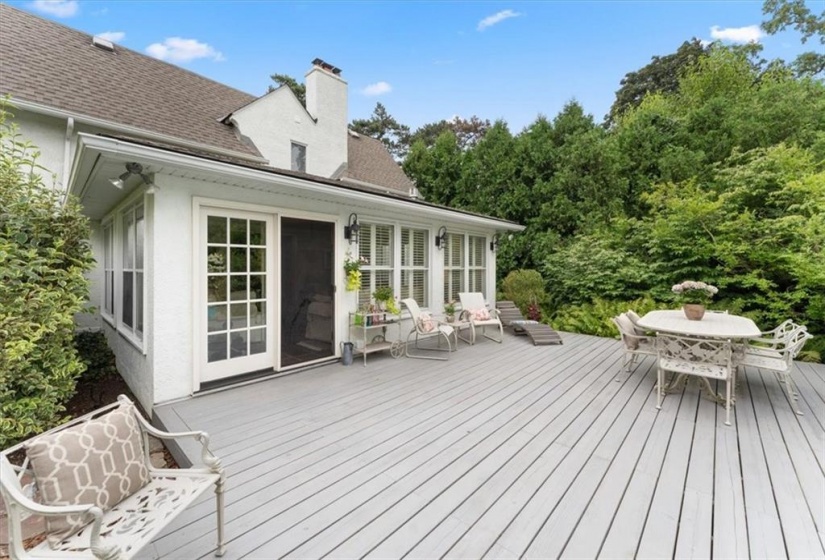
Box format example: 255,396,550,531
30,0,78,17
710,25,764,44
362,81,392,96
145,37,225,63
477,9,522,31
96,31,125,43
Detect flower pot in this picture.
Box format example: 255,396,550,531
446,314,455,323
683,304,705,321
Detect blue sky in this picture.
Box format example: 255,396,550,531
13,0,812,132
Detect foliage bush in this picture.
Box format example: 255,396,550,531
74,331,118,383
500,269,547,315
552,297,661,338
0,104,95,447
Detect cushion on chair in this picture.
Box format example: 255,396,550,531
470,308,491,321
418,312,435,333
25,401,150,547
615,314,640,349
625,310,647,335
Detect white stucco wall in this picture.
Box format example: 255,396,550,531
147,173,497,404
230,67,348,178
10,111,67,190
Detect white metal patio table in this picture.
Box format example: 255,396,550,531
637,309,761,401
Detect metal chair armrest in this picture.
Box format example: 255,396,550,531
132,409,223,474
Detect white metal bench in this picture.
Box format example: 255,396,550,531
1,395,225,559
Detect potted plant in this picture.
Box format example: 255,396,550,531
344,252,368,292
373,286,400,314
444,301,456,323
671,281,719,320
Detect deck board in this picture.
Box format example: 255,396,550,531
144,332,825,560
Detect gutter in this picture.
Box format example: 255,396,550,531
61,116,74,203
77,134,524,231
10,97,269,165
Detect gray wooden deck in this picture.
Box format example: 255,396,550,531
148,332,825,559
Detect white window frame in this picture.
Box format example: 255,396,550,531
400,226,429,307
291,141,307,172
357,223,394,308
100,191,147,351
468,234,487,295
120,202,145,343
442,233,488,303
443,232,464,304
102,221,115,321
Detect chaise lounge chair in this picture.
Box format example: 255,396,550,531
496,301,563,345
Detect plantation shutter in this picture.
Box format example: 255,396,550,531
443,233,464,303
468,235,486,294
358,224,393,308
401,227,428,307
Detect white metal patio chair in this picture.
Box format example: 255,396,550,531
458,292,503,344
738,325,813,415
612,313,656,379
656,334,735,425
401,298,454,360
1,395,225,559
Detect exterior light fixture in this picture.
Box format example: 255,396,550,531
344,213,360,244
109,162,155,190
490,233,500,252
435,226,447,249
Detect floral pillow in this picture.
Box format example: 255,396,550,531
418,312,435,333
470,308,491,321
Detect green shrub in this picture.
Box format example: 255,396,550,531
552,297,661,338
500,269,548,315
0,103,95,447
74,331,117,383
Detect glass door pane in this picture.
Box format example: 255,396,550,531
202,210,273,383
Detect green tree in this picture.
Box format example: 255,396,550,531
606,38,709,126
409,116,491,150
762,0,825,76
0,103,96,446
268,73,306,105
350,102,411,160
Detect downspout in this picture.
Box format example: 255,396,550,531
61,116,74,204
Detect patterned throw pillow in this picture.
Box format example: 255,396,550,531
418,312,435,333
25,401,150,547
470,308,491,321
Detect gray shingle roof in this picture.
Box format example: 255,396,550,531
0,4,419,194
343,133,415,194
0,3,260,159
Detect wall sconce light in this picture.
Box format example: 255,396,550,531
109,162,155,190
435,226,447,249
344,213,360,244
490,233,500,252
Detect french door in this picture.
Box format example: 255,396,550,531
200,208,274,382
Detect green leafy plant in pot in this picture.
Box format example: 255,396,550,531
444,301,456,322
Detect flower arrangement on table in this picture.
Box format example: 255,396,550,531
671,281,719,304
344,252,368,291
443,301,456,322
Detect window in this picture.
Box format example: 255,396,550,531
103,222,114,317
291,142,306,172
358,223,394,308
468,235,486,294
400,227,429,307
121,204,144,340
442,233,487,302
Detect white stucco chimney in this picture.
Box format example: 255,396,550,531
305,59,348,175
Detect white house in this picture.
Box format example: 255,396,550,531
0,4,522,413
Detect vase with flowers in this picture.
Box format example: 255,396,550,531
671,281,719,320
444,301,456,323
344,252,368,292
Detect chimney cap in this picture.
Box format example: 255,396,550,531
311,58,342,75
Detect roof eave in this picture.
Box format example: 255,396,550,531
73,134,524,231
